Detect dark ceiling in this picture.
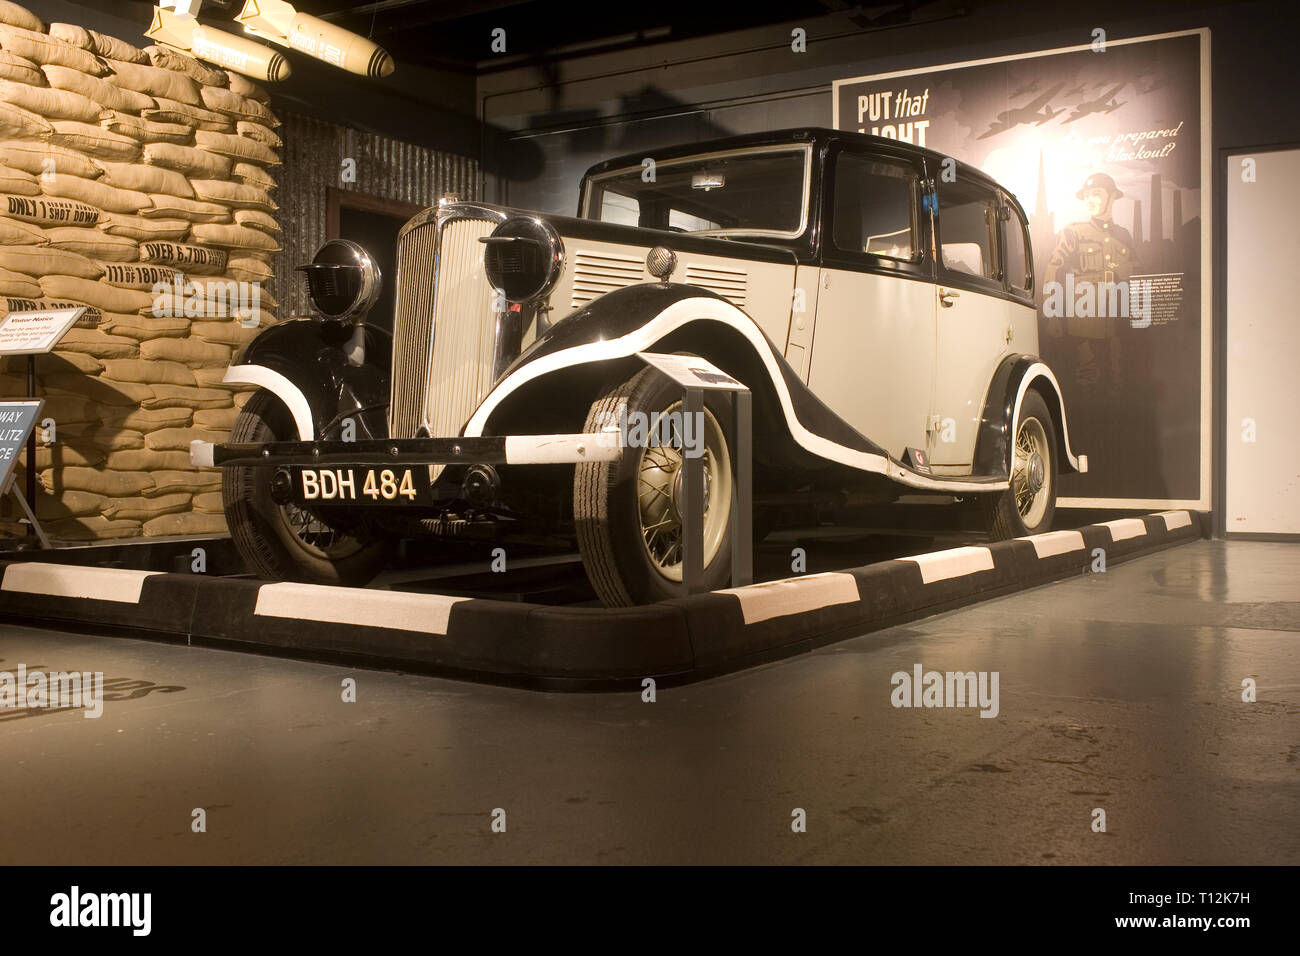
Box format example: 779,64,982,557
96,0,951,73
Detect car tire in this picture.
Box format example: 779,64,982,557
982,390,1058,540
222,389,392,586
574,364,735,607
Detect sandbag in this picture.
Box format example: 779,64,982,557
101,357,195,386
104,448,192,471
0,139,103,179
47,23,93,50
46,516,143,540
144,45,226,87
100,214,189,242
0,77,100,121
0,162,34,196
190,222,280,252
100,262,179,291
40,467,151,497
145,426,225,451
44,348,101,375
0,24,109,75
33,393,99,424
235,120,282,148
144,96,230,131
42,226,138,263
231,162,277,191
97,312,189,341
35,444,104,469
144,141,230,179
45,327,136,359
140,336,230,368
105,57,202,106
139,240,228,274
0,49,39,85
143,384,231,410
88,30,148,66
0,263,38,295
0,243,102,277
141,194,229,223
41,64,154,114
35,489,106,520
191,490,224,513
41,172,149,213
142,470,222,498
103,493,191,522
0,192,98,226
0,213,45,243
49,120,141,160
224,70,268,103
0,2,42,33
105,405,192,431
100,110,193,145
195,128,280,166
200,85,277,125
0,99,50,138
143,511,226,536
227,256,273,283
5,296,101,326
39,274,154,313
232,208,279,234
190,178,276,211
95,159,194,197
194,406,240,431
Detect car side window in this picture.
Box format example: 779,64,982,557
1001,204,1032,293
832,153,918,261
937,180,1000,281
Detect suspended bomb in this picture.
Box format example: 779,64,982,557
146,7,291,83
237,0,395,78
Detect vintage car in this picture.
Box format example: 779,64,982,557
197,128,1086,606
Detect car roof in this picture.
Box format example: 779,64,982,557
582,127,1003,193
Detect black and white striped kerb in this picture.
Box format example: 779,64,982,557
0,510,1204,688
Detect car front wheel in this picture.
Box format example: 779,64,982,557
982,390,1058,539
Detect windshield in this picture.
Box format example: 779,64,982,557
583,146,810,237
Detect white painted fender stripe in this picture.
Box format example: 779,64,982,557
1012,363,1082,471
717,571,860,625
254,582,469,635
1101,518,1147,541
463,296,1009,494
1016,529,1085,558
1,563,160,603
1157,510,1192,530
903,546,995,583
224,364,314,441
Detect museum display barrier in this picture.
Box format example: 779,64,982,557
0,509,1204,688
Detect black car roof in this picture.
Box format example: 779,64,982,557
582,127,1004,193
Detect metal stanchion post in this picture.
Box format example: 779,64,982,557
25,353,35,515
731,389,753,587
681,386,704,594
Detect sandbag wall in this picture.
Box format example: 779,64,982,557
0,1,281,541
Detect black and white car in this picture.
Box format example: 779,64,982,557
197,127,1086,606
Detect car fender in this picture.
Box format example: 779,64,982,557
464,284,1009,495
973,353,1085,477
225,318,391,441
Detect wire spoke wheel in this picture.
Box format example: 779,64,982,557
1011,416,1051,527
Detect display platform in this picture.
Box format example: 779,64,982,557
0,511,1205,689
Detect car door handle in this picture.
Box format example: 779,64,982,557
939,288,960,307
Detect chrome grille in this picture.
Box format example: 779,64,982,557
570,250,644,309
388,210,501,441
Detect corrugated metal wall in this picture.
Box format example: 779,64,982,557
274,112,480,316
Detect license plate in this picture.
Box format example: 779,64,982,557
293,466,430,505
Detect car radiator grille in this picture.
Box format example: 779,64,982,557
388,215,499,441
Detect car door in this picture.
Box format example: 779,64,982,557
807,145,935,462
930,176,1014,469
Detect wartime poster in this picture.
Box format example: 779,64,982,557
833,31,1210,507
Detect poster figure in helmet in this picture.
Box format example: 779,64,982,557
1043,172,1137,387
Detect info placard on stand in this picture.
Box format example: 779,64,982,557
0,307,86,548
637,352,752,594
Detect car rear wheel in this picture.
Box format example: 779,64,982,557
575,365,734,607
222,389,392,586
982,390,1058,539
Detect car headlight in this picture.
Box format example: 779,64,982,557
297,239,381,321
480,216,563,303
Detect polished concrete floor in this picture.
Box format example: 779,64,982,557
0,539,1295,865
